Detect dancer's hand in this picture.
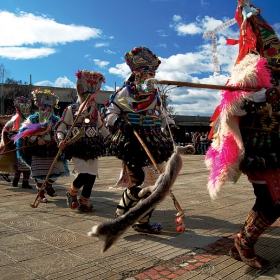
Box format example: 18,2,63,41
58,140,67,150
38,137,46,145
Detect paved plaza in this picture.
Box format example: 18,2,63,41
0,154,280,279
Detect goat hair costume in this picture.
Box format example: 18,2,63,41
205,53,272,199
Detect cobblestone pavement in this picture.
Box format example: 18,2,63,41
0,154,280,280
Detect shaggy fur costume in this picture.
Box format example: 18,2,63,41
205,54,272,199
88,145,188,252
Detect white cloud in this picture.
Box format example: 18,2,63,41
104,49,116,54
95,43,109,48
104,85,115,91
93,59,109,68
173,15,182,22
171,15,239,38
157,52,213,76
0,10,102,59
0,11,102,46
163,74,229,116
176,23,203,35
54,76,75,88
35,76,75,88
272,23,280,37
153,35,238,116
0,47,56,59
156,29,168,37
201,0,209,6
109,63,130,79
35,80,54,87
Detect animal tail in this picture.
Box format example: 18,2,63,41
87,146,188,252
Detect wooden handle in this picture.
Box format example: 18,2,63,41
169,190,185,218
0,144,38,156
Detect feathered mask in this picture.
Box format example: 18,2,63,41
32,89,59,109
76,70,105,96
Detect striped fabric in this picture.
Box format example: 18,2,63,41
126,113,161,127
30,155,59,179
240,209,272,248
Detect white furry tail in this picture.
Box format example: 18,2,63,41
87,146,188,252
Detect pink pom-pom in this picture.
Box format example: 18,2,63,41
75,70,82,79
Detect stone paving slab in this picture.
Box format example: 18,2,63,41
0,155,280,279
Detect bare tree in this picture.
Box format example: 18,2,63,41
156,84,178,118
0,64,10,83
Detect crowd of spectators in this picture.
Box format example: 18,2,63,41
184,131,211,155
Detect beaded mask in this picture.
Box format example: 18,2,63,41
125,47,161,96
32,89,59,122
14,96,32,119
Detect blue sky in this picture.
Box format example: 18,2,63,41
0,0,279,116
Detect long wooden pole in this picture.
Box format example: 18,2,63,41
157,80,262,91
30,94,92,208
0,144,38,155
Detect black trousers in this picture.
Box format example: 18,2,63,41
73,173,96,199
252,183,280,222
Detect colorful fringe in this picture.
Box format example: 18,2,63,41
205,54,272,199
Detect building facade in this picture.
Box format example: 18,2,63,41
0,83,211,141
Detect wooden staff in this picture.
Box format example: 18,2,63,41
30,94,92,208
157,80,262,91
122,114,185,218
0,144,39,156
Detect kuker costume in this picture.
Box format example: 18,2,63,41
14,89,69,202
0,97,33,188
56,70,110,212
104,46,175,234
205,0,280,269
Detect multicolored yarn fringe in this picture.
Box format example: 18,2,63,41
12,119,53,142
205,54,272,199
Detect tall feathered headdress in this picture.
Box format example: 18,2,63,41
32,88,59,109
124,46,161,72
